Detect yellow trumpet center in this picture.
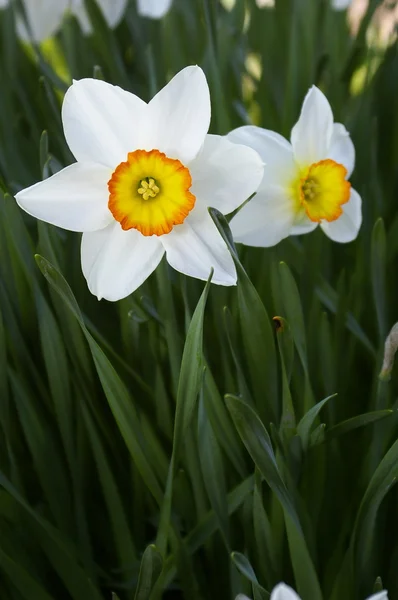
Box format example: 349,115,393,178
297,159,351,223
108,149,196,236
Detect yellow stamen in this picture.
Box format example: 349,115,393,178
138,177,160,200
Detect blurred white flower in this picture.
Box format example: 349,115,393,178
72,0,172,33
256,0,275,7
228,86,362,247
0,0,168,41
137,0,172,18
12,0,69,43
70,0,128,34
331,0,353,10
236,583,388,600
16,67,263,301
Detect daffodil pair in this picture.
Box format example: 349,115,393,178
16,65,362,301
0,0,172,42
237,583,388,600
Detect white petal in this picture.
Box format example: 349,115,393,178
320,188,362,243
96,0,127,27
230,185,296,248
189,134,263,215
62,78,147,168
290,209,318,236
81,222,164,301
15,163,112,232
71,1,92,35
271,583,301,600
161,214,236,286
71,0,127,33
147,66,210,164
235,596,251,600
331,0,352,9
137,0,172,18
0,0,9,8
366,592,388,600
327,123,355,178
227,126,296,187
291,86,334,166
16,0,68,42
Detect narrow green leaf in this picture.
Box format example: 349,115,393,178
134,545,163,600
174,273,213,456
277,262,307,368
156,272,212,555
36,292,74,466
198,390,229,546
274,317,295,440
9,370,73,534
332,436,398,598
277,261,314,411
152,476,254,592
371,218,387,341
210,207,277,424
226,395,322,599
0,547,53,600
325,410,394,441
35,255,164,505
225,395,297,524
316,279,375,357
0,474,102,600
203,364,247,477
81,402,136,576
39,130,49,177
231,552,269,600
253,472,277,587
297,394,337,451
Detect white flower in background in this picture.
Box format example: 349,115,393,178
236,582,388,600
256,0,275,8
0,0,169,42
228,86,362,247
16,67,263,301
10,0,69,43
137,0,173,19
331,0,353,10
70,0,128,35
71,0,172,33
235,584,300,600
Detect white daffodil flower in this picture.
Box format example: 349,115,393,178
16,67,263,301
137,0,173,19
228,86,362,247
236,582,388,600
331,0,353,10
70,0,128,35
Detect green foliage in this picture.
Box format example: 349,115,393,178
0,0,398,598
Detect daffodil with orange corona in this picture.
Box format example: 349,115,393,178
228,86,362,247
16,67,263,301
